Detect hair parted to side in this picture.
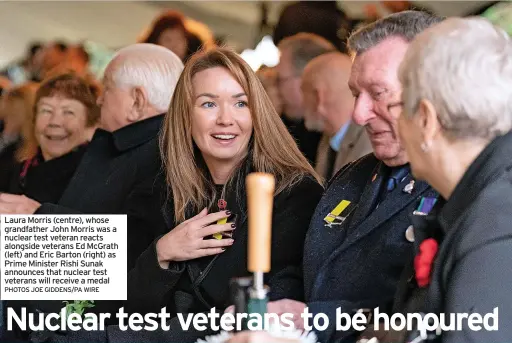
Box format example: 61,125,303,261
399,17,512,141
348,10,444,56
161,47,321,222
278,33,337,74
35,72,101,127
110,43,184,113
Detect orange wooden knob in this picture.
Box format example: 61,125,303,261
246,172,275,273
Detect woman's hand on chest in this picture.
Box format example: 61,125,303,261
156,208,235,268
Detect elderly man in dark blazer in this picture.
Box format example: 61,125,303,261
254,11,444,343
0,44,183,335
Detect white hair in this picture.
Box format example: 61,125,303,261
399,17,512,140
109,43,184,112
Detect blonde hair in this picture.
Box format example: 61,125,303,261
1,82,39,161
161,47,321,222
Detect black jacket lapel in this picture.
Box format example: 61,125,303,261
348,161,387,228
344,175,430,249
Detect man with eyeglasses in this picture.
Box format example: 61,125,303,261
275,33,336,166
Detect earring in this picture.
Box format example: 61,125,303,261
420,141,432,152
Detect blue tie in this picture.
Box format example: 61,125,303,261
387,167,409,191
379,167,409,204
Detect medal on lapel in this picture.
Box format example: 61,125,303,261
403,180,415,194
413,197,437,216
324,200,356,228
213,199,228,240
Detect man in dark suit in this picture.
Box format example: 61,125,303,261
0,43,183,272
262,11,444,343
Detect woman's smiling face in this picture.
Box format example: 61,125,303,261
190,66,253,166
35,95,91,160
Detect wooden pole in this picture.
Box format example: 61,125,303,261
246,172,275,274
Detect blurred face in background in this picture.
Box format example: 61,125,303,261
301,81,325,133
41,44,67,76
191,66,253,167
276,49,304,120
63,46,89,76
256,68,283,114
158,27,188,60
382,1,411,12
35,95,93,161
29,47,44,74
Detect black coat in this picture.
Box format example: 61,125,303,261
0,139,20,186
1,147,86,343
281,116,322,167
12,115,170,329
0,146,86,203
367,132,512,343
35,114,169,271
420,132,512,343
303,153,438,343
126,171,322,317
29,171,323,343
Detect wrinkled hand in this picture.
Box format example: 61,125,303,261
156,208,234,268
228,331,299,343
267,299,306,330
0,193,41,214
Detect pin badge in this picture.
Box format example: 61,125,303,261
324,200,356,228
403,180,415,194
214,199,228,240
413,197,437,216
405,225,415,242
218,199,227,210
372,173,377,182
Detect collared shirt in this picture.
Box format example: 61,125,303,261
329,121,350,152
98,114,164,153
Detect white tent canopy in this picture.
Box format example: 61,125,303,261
0,1,492,68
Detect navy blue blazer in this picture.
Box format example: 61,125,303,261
303,153,438,342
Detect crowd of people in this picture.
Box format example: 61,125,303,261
0,2,511,343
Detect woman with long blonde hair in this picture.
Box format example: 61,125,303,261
127,48,323,324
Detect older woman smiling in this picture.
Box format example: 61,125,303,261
0,73,99,205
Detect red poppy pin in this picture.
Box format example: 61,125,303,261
414,238,439,287
218,199,227,211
